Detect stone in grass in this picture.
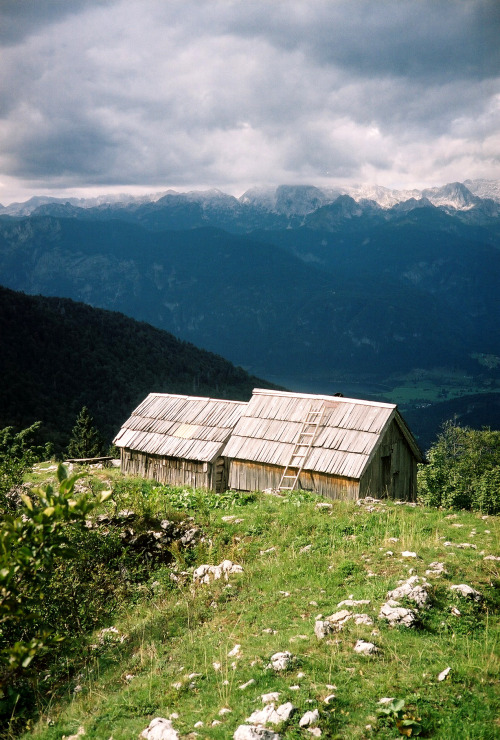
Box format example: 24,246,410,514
379,601,417,628
387,575,430,609
299,709,320,727
193,560,243,584
484,555,500,561
234,726,281,740
337,598,370,608
268,651,294,671
426,562,447,576
450,584,483,601
247,703,296,726
437,666,451,682
140,717,179,740
261,692,280,703
353,613,374,626
353,639,379,655
314,610,352,639
401,551,419,558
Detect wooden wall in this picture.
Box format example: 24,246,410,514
360,419,417,501
120,448,226,491
228,460,359,500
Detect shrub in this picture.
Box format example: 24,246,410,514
418,421,500,513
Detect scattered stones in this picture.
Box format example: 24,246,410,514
261,692,280,703
233,726,281,740
353,613,374,626
450,606,461,616
438,666,451,682
228,644,241,657
337,598,370,608
299,709,320,727
314,610,352,639
484,555,500,561
388,537,399,543
379,601,417,628
450,584,483,601
247,703,296,726
456,543,477,550
324,694,336,704
315,502,333,510
193,560,243,584
239,679,256,690
307,729,322,737
140,718,179,740
426,561,447,576
300,544,312,553
268,651,294,671
387,575,430,609
260,547,277,555
194,722,203,728
353,639,379,655
219,707,232,715
66,728,85,740
378,697,395,705
401,551,418,558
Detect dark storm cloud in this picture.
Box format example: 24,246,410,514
0,0,498,203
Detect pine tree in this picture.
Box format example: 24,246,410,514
67,406,103,459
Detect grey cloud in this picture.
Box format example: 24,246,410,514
0,0,498,202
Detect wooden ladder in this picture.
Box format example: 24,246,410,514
278,401,325,491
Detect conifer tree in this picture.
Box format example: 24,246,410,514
67,406,103,458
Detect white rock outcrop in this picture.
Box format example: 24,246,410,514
450,584,483,601
247,703,295,726
140,718,179,740
268,651,294,671
299,709,320,727
378,600,417,628
353,639,379,655
193,560,243,584
387,575,430,609
314,610,352,639
233,726,281,740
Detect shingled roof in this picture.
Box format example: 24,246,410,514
113,393,247,463
223,389,423,479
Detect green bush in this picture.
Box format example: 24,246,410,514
418,421,500,513
0,423,50,512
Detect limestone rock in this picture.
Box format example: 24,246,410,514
247,702,295,726
234,726,281,740
314,610,352,639
450,584,483,601
387,575,430,609
140,717,179,740
268,651,293,671
353,639,379,655
426,561,447,576
353,613,374,626
193,560,243,584
379,601,417,627
299,709,320,727
438,666,451,682
337,599,370,608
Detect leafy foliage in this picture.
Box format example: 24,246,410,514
0,423,50,513
0,465,111,723
418,421,500,513
67,406,104,458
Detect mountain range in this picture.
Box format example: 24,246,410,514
0,179,498,448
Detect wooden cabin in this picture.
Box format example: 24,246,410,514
113,393,247,493
223,389,424,501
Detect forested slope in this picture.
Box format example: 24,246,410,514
0,286,276,451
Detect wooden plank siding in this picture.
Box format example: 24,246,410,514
120,448,226,491
359,419,417,500
228,459,359,500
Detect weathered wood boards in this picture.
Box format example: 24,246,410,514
115,389,424,500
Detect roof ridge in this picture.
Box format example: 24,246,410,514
146,392,248,405
251,388,396,409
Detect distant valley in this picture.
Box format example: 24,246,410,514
0,180,499,450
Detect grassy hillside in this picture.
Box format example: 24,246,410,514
0,285,276,451
17,466,499,740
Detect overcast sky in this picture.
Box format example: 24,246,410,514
0,0,499,205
